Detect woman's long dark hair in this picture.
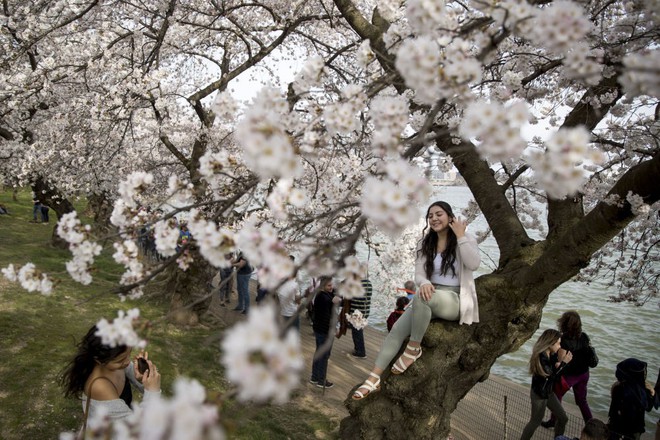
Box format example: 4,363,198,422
417,201,458,279
557,310,582,339
60,325,128,398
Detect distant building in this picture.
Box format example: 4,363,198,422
427,168,457,185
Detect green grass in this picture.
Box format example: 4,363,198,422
0,189,337,439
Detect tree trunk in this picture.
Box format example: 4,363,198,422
340,271,544,439
85,192,114,234
31,176,75,249
166,248,216,326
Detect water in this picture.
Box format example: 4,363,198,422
363,186,660,432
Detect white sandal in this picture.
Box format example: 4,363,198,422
391,344,422,375
352,372,381,400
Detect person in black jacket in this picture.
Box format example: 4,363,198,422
608,358,658,440
309,276,341,389
542,311,595,428
520,329,573,440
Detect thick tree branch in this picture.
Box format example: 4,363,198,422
525,152,660,303
547,72,624,240
434,131,533,265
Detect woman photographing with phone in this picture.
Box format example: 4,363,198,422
352,200,480,400
60,324,161,426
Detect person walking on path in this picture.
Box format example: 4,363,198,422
352,201,480,400
542,310,595,428
520,329,573,440
310,276,341,389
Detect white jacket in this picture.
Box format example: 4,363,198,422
414,234,481,325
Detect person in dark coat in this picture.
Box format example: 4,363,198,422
608,358,658,440
309,276,340,389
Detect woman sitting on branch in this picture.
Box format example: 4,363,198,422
352,200,480,400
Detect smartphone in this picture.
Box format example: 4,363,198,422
137,357,149,374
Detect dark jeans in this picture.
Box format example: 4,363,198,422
350,323,365,356
311,331,333,382
520,390,567,440
218,269,232,302
236,273,251,312
550,371,593,422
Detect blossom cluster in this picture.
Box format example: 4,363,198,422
360,158,432,236
153,219,181,257
458,100,529,162
395,36,482,105
211,90,239,122
112,239,145,299
406,0,446,35
323,84,367,136
221,304,303,403
60,378,224,440
57,212,102,285
235,218,294,289
336,256,366,299
186,209,235,267
527,126,604,199
198,150,234,192
626,191,651,216
620,50,660,99
95,308,145,348
2,263,53,295
346,309,368,330
118,171,154,208
528,1,593,54
370,94,410,155
292,55,325,95
266,178,308,220
235,86,302,179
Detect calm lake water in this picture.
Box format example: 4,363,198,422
365,186,660,432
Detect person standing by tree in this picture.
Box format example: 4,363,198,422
218,253,234,307
352,201,480,399
310,276,341,389
31,195,42,222
520,329,573,440
541,310,594,428
348,263,372,359
232,251,252,315
277,255,301,331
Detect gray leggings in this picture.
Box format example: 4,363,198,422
375,286,459,370
520,389,568,440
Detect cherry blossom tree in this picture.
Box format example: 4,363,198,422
1,0,659,438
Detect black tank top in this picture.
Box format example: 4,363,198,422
119,376,132,407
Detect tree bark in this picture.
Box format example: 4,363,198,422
166,248,216,325
31,176,76,249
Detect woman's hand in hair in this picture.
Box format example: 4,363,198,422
448,217,467,238
142,359,161,392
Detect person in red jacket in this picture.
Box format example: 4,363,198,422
386,296,410,332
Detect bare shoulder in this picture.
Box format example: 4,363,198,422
86,376,120,401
